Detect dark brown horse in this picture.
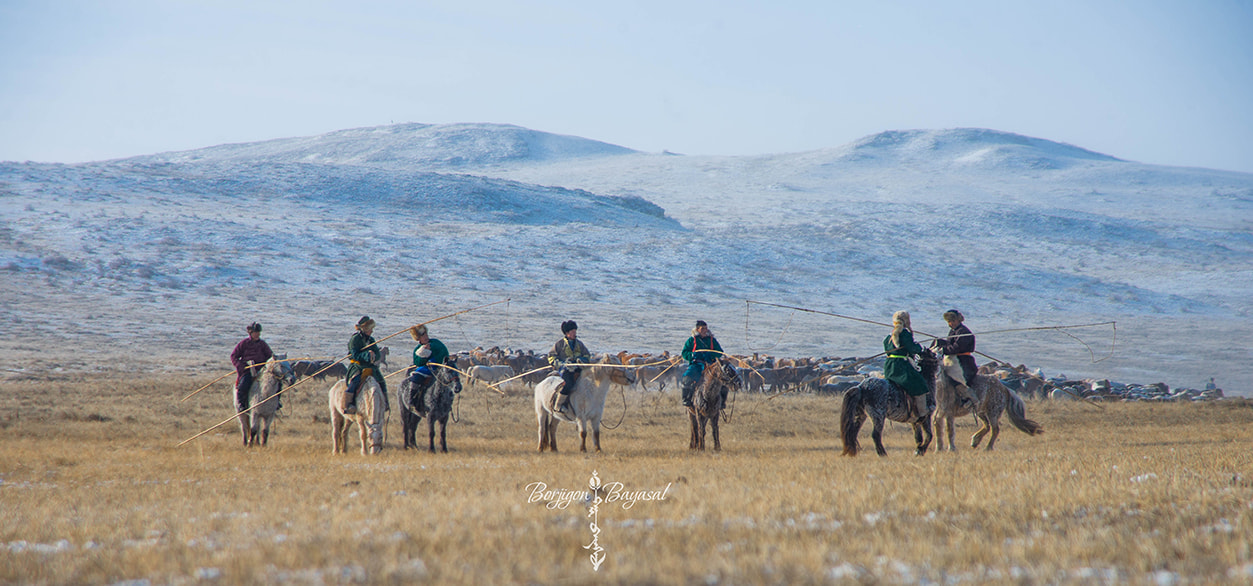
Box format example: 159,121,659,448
688,358,741,451
839,349,938,456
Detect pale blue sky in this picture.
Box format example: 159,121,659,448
2,1,1251,172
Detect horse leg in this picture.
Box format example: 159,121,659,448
439,417,449,453
238,413,251,447
330,412,343,454
919,414,933,455
689,413,699,450
428,415,437,453
711,414,721,452
408,412,418,450
548,419,559,452
985,415,1001,451
592,424,601,453
537,411,548,452
260,416,271,447
358,417,370,456
871,416,887,457
579,422,588,453
971,415,991,449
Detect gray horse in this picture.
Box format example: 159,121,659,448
839,349,938,457
240,355,293,447
932,358,1044,451
399,362,462,452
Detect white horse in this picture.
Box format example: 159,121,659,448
238,355,291,447
533,360,634,453
328,356,389,455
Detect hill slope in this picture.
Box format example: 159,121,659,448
1,123,1250,395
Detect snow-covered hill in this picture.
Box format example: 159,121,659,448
2,123,1250,395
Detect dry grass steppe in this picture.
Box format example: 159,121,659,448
1,373,1251,584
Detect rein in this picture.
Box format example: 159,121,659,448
600,383,629,430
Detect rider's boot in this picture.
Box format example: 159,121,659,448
342,376,360,415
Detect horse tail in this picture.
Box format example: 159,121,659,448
1003,384,1045,436
840,385,865,456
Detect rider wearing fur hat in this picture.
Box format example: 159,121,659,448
230,322,274,413
343,316,387,415
932,309,978,409
681,320,724,408
548,320,590,414
405,323,452,416
883,311,931,423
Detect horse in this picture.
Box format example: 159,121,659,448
238,355,292,447
328,355,389,455
932,358,1044,451
399,362,462,452
839,349,939,457
688,358,742,451
533,359,635,453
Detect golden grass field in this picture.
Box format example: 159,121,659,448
1,373,1251,585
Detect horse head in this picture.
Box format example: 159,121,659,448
917,348,939,386
719,359,742,391
436,361,462,393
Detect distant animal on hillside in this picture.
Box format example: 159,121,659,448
327,353,388,455
533,359,634,453
399,362,462,452
840,350,938,457
932,359,1044,452
239,355,290,447
688,358,741,451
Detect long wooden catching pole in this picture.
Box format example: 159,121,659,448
745,300,1116,365
177,299,510,447
181,356,338,402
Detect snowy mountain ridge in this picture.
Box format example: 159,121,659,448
124,122,637,169
1,123,1250,395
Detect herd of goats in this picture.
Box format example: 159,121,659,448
227,345,1055,458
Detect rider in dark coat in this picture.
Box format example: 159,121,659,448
343,316,387,415
681,320,724,408
405,323,453,416
548,320,590,414
932,309,978,408
883,311,930,422
230,322,273,413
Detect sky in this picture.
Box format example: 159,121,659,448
1,1,1251,173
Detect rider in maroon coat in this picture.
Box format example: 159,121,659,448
230,322,274,413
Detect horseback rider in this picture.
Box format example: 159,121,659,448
883,311,931,423
931,309,978,409
548,320,590,414
342,316,388,415
405,323,454,416
230,322,275,414
681,320,724,408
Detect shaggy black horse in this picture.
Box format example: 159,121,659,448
399,361,461,452
840,349,939,457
